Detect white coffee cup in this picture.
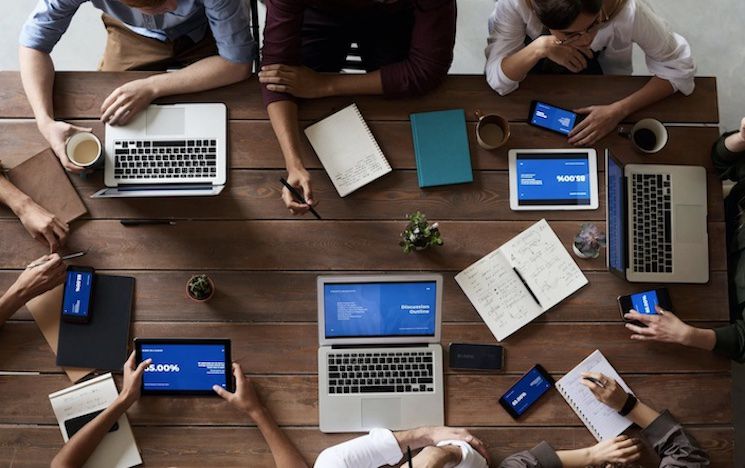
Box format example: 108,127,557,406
621,118,668,154
65,132,102,168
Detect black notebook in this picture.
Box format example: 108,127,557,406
57,275,135,371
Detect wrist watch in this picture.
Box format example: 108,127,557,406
618,393,638,416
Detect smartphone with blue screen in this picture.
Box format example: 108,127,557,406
528,100,581,136
617,288,672,327
61,266,95,324
498,364,554,419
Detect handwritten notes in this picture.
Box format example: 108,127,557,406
455,219,587,341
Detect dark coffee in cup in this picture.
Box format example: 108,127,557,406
633,128,657,152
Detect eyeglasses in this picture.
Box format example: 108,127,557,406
554,9,609,46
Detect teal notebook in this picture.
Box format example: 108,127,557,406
410,109,473,188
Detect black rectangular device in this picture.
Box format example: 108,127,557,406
134,338,233,395
64,410,119,438
498,364,554,419
528,100,581,136
618,287,672,327
61,266,95,324
448,343,504,371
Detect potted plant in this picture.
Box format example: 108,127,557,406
573,223,606,259
399,211,443,253
186,274,215,302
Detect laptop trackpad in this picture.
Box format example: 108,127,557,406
146,107,185,135
676,205,706,243
362,398,401,428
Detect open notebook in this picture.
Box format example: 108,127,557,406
304,103,391,197
455,219,587,341
556,350,634,441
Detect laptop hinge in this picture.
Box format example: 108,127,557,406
622,175,630,272
330,343,429,350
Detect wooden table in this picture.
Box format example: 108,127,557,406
0,72,733,466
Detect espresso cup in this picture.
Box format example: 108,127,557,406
475,110,510,150
65,132,102,168
620,118,668,154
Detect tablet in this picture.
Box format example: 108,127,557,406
509,149,599,211
134,338,232,395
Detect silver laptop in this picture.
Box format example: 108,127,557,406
317,274,445,433
605,149,708,283
92,103,228,198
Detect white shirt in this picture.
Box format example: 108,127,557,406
484,0,696,96
314,429,488,468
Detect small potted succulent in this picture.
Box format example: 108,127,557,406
573,223,606,259
399,211,443,253
186,274,215,302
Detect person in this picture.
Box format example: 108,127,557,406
19,0,257,173
622,117,745,363
0,170,69,252
500,371,709,467
256,0,457,215
0,254,66,327
484,0,696,146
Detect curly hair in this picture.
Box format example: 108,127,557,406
531,0,603,30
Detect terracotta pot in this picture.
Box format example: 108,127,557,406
186,275,215,302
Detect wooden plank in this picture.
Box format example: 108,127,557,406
0,220,727,271
0,119,721,172
0,373,730,426
2,271,730,323
0,322,730,374
0,425,734,467
0,73,719,123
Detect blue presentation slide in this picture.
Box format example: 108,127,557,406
517,154,591,205
531,102,577,135
62,270,92,317
324,282,437,338
631,290,659,315
141,344,227,391
503,367,552,416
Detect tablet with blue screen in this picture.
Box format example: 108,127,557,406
135,338,232,395
509,149,599,211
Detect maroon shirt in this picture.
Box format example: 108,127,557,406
261,0,456,105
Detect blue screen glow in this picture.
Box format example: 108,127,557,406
607,153,625,274
531,102,577,135
516,153,591,205
630,290,659,315
501,367,552,416
141,343,227,391
62,270,92,318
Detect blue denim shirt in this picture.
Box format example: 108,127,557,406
19,0,256,63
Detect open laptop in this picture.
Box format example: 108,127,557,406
317,274,444,433
92,103,227,198
605,149,708,283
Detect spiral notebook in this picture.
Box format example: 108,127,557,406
304,103,391,197
555,350,634,441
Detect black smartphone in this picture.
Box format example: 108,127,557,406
618,287,672,327
61,266,95,324
528,100,581,136
498,364,554,419
448,343,504,371
64,409,119,437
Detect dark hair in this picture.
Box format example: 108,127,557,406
532,0,603,30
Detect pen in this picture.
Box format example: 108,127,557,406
513,267,541,307
120,219,176,226
279,177,321,220
407,446,413,468
583,376,606,388
27,251,87,269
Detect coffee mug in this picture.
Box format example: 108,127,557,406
620,118,668,154
475,110,510,150
65,132,102,168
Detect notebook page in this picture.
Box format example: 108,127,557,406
455,249,543,341
501,219,588,310
555,350,634,441
304,104,391,197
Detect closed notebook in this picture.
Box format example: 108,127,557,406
57,275,135,371
410,109,473,188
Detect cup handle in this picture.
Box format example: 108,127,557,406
474,109,483,121
617,126,631,139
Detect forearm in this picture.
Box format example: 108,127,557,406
393,427,431,451
18,46,56,127
500,39,546,82
682,326,717,351
267,101,305,172
250,407,308,468
141,56,251,99
612,76,675,119
51,397,130,468
556,447,594,467
627,399,660,429
0,177,33,215
725,132,745,153
0,288,24,328
325,71,383,97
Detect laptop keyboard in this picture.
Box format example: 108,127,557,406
113,139,218,180
327,351,435,395
631,174,673,273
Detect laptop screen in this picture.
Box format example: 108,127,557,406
323,281,437,338
607,152,626,275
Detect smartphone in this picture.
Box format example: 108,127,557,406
498,364,554,419
617,288,672,327
61,266,95,324
64,409,118,438
448,343,504,371
528,100,580,136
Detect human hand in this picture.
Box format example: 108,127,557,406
282,168,315,215
406,446,461,468
538,36,593,73
568,103,626,146
624,306,693,345
16,198,69,252
417,427,489,461
101,78,158,126
580,372,628,412
739,117,745,142
39,120,93,174
213,362,265,417
587,435,642,465
119,351,152,407
10,254,66,303
258,64,331,99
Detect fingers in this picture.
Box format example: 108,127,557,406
568,113,592,137
40,228,59,253
101,89,120,113
109,105,132,127
266,84,291,93
134,357,153,377
624,310,653,323
281,187,310,215
101,93,127,124
468,436,489,461
70,124,93,133
260,64,287,72
299,179,314,206
625,322,655,336
213,384,230,399
125,350,137,370
232,362,245,388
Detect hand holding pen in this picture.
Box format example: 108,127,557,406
13,253,67,303
280,177,321,219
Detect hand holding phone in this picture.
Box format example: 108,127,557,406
617,288,672,327
528,100,580,136
61,266,95,324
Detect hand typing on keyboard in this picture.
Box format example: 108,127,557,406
100,79,158,126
